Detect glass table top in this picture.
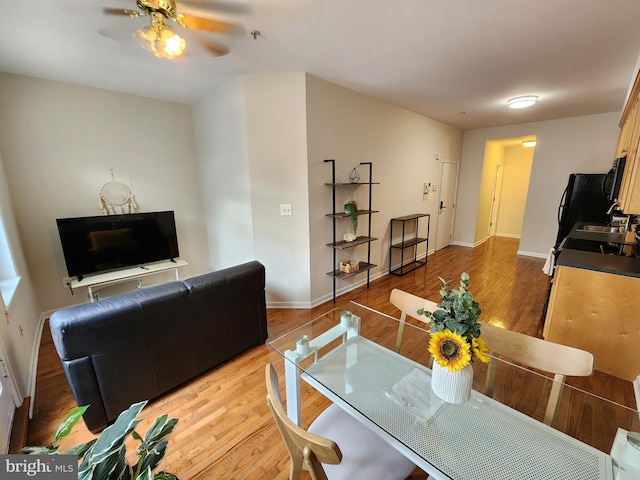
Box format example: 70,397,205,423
269,301,640,480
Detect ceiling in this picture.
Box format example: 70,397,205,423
3,0,640,130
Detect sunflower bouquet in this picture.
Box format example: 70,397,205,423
418,272,490,372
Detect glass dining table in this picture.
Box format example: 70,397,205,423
268,301,640,480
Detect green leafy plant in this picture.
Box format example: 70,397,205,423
418,272,482,342
343,200,358,235
23,401,178,480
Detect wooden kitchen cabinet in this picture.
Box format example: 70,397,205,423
543,265,640,382
617,71,640,214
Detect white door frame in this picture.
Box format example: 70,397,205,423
488,164,504,237
0,296,21,453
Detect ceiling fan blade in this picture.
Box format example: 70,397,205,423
175,13,238,33
103,8,143,18
201,40,229,57
177,0,252,15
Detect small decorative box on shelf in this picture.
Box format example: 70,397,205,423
339,260,360,273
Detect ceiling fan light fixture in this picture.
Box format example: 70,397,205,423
134,13,186,59
508,95,538,109
160,29,186,57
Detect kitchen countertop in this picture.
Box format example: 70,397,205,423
556,222,640,278
556,248,640,278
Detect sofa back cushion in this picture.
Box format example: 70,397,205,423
50,282,192,426
183,261,267,373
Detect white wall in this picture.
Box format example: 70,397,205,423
0,152,40,401
306,75,463,304
496,145,534,237
193,73,311,306
475,141,502,243
0,72,211,312
243,74,311,307
192,78,255,269
457,112,621,256
193,73,464,307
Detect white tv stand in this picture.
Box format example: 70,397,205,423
69,259,188,302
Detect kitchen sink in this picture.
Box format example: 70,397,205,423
576,225,625,234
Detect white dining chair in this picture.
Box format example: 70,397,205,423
479,322,594,426
389,288,439,353
265,363,417,480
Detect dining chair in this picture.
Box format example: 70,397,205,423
265,363,418,480
389,288,439,353
479,322,594,426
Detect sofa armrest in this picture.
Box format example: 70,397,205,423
60,357,107,433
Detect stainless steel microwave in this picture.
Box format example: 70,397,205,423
603,156,626,201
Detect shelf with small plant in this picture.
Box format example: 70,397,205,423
324,159,378,303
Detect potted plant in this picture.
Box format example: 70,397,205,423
343,200,358,241
418,272,490,403
23,401,178,480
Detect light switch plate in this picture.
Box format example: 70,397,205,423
280,204,292,216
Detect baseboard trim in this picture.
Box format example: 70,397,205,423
305,251,435,309
27,313,49,420
516,250,548,259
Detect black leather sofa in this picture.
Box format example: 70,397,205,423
49,261,267,432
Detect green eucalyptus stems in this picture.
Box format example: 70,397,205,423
344,200,358,235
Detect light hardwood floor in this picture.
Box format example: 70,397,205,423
25,237,636,479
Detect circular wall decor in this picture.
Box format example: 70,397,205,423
98,170,138,214
100,181,132,207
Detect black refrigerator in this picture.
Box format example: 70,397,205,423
555,173,611,247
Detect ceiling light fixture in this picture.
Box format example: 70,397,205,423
508,96,538,109
522,140,537,148
134,12,186,59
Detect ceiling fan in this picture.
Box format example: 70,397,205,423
103,0,247,59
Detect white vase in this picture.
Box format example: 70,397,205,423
431,361,473,404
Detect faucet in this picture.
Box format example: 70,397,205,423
606,201,619,215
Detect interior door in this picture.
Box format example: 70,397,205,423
0,297,16,453
435,161,459,251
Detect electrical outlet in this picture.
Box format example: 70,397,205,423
280,204,292,216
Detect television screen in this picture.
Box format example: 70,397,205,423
57,211,179,280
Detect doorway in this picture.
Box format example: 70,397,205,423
474,136,535,245
435,161,459,251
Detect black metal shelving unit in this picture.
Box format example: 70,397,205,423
324,159,379,302
389,213,430,276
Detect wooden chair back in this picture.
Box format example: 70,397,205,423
389,288,438,352
479,322,594,426
265,363,341,480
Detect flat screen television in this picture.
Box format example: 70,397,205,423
57,211,179,280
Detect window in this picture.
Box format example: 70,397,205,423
0,214,18,306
